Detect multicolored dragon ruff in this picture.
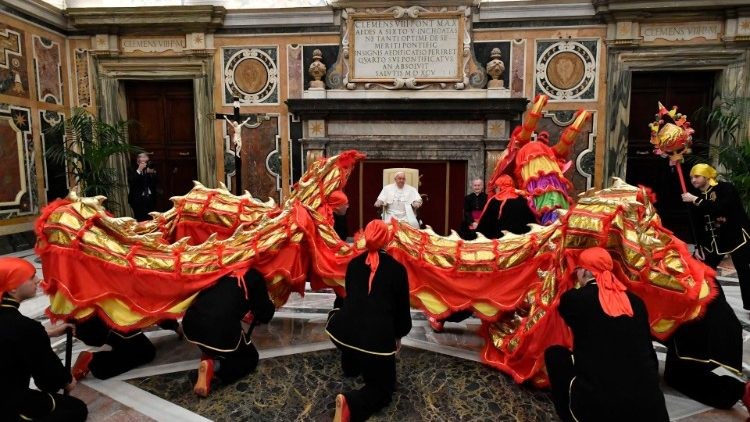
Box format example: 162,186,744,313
36,106,716,387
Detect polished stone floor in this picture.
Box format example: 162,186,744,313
9,248,750,421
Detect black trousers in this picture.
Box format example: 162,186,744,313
664,344,744,409
438,310,473,324
544,346,576,422
13,390,87,422
336,343,396,422
199,339,260,385
76,317,156,379
544,346,668,422
704,243,750,309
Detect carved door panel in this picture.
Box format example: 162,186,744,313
125,80,197,212
344,160,466,236
627,71,714,242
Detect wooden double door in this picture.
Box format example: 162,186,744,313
626,71,715,242
125,80,197,212
343,160,467,236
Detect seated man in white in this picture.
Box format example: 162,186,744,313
374,171,422,228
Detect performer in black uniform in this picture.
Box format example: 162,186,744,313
0,257,88,422
545,247,668,422
664,284,749,410
458,178,487,240
682,163,750,309
329,190,350,242
327,219,412,422
672,164,750,411
327,191,350,309
429,175,535,332
71,316,157,381
475,175,537,240
182,268,275,397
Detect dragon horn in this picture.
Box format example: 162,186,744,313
516,94,548,144
553,110,591,158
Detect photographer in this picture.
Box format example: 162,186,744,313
128,152,158,221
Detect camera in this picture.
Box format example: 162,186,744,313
147,161,155,169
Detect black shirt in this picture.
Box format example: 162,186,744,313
690,181,750,254
476,196,537,239
182,269,275,352
559,283,668,420
0,296,72,415
326,252,412,355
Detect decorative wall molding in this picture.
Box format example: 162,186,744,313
223,46,279,105
0,104,35,219
32,35,64,104
535,39,598,101
73,48,91,106
327,4,486,91
0,25,29,99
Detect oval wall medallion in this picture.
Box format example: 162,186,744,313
536,41,596,101
547,52,584,90
224,48,278,104
234,58,268,94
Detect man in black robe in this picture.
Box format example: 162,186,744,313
327,219,412,422
545,247,669,422
682,163,750,309
182,268,275,397
0,257,88,422
458,178,487,240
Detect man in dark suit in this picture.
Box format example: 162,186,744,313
182,269,276,397
327,219,412,422
128,152,158,221
544,247,669,422
0,257,88,422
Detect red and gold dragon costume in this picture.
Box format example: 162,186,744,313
36,106,716,387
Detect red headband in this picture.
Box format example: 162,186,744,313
328,191,349,207
363,220,390,294
578,247,633,317
0,257,35,297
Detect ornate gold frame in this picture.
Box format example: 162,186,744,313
346,9,465,84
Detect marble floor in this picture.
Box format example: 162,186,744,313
8,248,750,421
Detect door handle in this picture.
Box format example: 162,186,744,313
178,152,190,156
635,150,652,155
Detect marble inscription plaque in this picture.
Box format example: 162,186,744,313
641,22,721,42
121,37,186,53
351,16,461,81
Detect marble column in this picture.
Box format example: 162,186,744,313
98,77,132,217
193,74,216,187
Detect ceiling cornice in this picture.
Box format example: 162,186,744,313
0,0,68,31
64,5,226,35
594,0,750,20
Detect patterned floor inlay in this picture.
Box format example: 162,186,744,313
127,347,556,421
